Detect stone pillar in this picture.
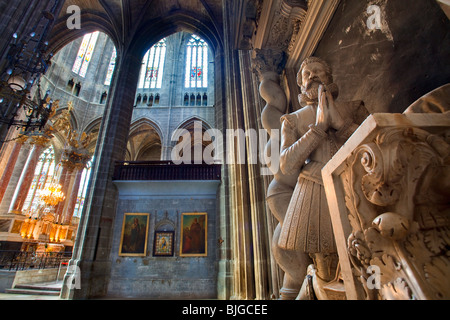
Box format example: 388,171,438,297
224,48,255,300
0,134,29,203
54,163,72,223
61,49,143,300
8,135,49,215
62,164,84,225
237,49,273,299
0,143,32,215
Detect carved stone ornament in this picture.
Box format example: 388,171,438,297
323,111,450,300
252,48,287,79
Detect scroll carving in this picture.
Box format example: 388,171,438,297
343,124,450,300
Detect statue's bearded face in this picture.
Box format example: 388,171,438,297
299,61,331,101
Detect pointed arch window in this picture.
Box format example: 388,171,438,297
72,31,100,77
185,35,208,88
104,47,117,86
138,39,167,89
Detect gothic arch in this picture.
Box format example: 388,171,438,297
129,118,164,142
170,117,215,162
48,14,120,56
174,116,214,133
128,13,223,65
82,117,103,154
128,118,164,161
83,117,102,136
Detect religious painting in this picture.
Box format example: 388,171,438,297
153,231,175,257
119,213,149,256
180,212,207,257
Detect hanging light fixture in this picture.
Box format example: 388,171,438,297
0,1,59,133
39,182,65,207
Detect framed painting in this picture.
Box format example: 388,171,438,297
180,212,207,257
153,231,175,257
119,213,149,256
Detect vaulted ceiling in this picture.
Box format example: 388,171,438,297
49,0,224,55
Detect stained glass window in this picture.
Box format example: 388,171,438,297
72,31,100,77
185,35,208,88
104,47,117,86
138,39,166,89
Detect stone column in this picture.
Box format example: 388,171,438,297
8,135,50,215
0,134,29,203
54,163,72,223
0,143,32,215
62,164,85,225
61,49,143,300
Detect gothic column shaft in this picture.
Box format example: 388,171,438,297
8,143,44,214
61,49,143,299
63,166,83,225
0,144,31,215
0,136,27,202
55,165,71,222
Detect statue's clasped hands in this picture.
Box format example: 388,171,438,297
315,84,345,132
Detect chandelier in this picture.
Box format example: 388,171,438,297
39,183,65,207
0,1,59,133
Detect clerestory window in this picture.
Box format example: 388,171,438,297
72,31,100,77
138,39,167,89
185,35,208,89
104,47,117,86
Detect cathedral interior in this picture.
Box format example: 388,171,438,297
0,0,449,301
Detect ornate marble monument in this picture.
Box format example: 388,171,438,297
322,85,450,300
256,52,450,300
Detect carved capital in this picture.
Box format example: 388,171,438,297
29,134,51,147
61,149,91,171
252,48,287,79
15,134,29,145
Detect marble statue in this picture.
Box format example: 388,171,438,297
278,57,369,299
253,48,309,300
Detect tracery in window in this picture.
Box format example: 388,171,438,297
138,39,167,89
72,31,100,77
104,47,117,86
185,35,208,88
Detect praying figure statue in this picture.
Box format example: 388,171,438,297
278,57,369,299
